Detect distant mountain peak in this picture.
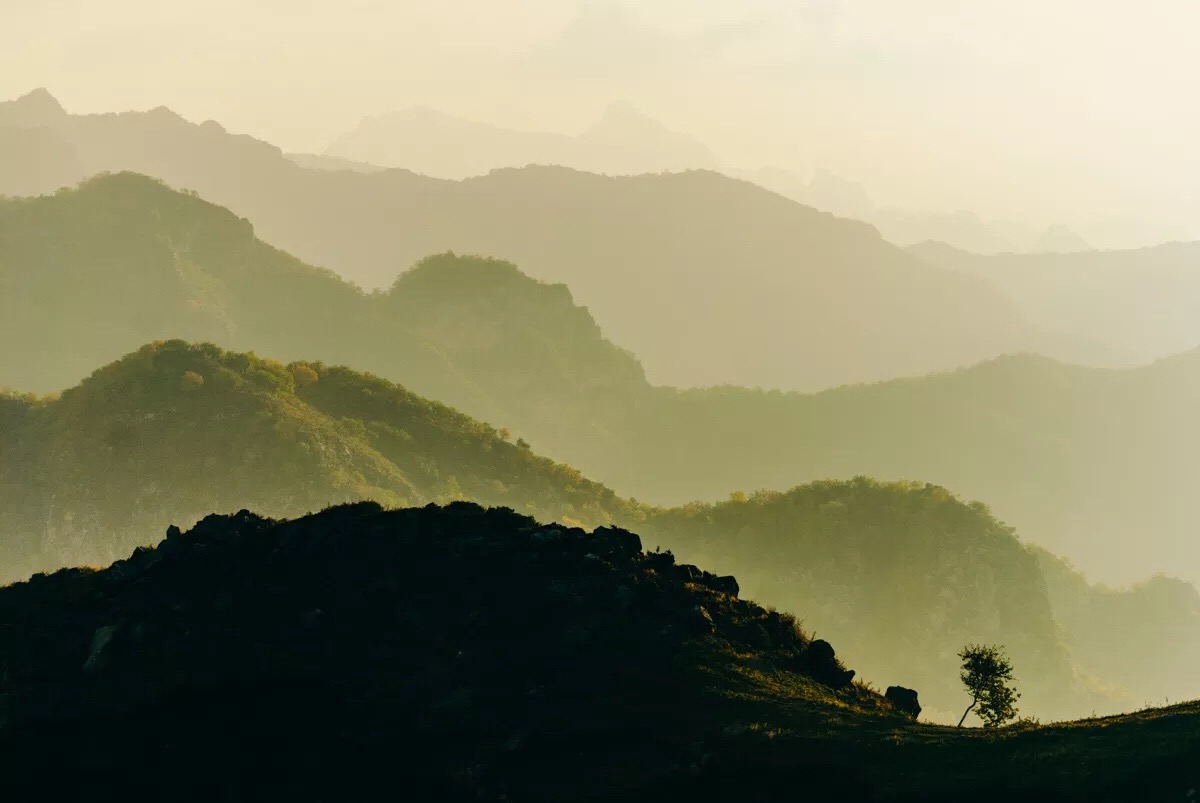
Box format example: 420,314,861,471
17,87,62,108
593,99,657,128
1,87,68,127
585,100,694,141
145,105,187,123
372,105,463,125
1032,223,1093,254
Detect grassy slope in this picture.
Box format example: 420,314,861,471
0,502,1196,802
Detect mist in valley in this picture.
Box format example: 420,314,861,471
2,2,1200,798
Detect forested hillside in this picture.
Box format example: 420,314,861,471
0,173,642,453
0,341,634,582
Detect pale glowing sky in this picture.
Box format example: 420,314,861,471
4,0,1199,240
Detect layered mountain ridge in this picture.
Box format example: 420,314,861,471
5,339,1196,719
3,173,1199,590
0,90,1100,391
911,239,1200,366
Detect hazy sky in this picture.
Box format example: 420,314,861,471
4,0,1199,239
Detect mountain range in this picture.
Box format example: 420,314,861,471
2,45,1198,802
735,166,1093,255
911,239,1200,367
324,100,719,178
2,172,1197,589
0,89,1115,391
321,100,1099,256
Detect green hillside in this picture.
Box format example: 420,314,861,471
0,340,634,581
0,173,642,446
0,172,459,402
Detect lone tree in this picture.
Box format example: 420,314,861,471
957,644,1020,727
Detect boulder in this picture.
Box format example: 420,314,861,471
885,686,921,720
645,551,676,571
803,639,856,689
676,565,739,597
706,575,739,598
593,526,642,557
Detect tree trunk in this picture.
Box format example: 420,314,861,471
957,696,978,727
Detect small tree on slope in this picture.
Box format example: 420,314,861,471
957,644,1020,727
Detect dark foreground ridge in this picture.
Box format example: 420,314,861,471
1,503,1199,802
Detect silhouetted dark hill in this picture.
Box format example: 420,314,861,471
0,501,878,801
0,92,1094,390
910,239,1200,366
2,502,1199,802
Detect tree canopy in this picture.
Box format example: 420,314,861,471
957,644,1020,727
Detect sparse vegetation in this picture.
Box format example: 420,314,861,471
957,644,1020,727
1,503,1198,802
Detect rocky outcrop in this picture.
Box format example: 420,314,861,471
0,502,886,801
885,686,922,720
800,639,858,689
